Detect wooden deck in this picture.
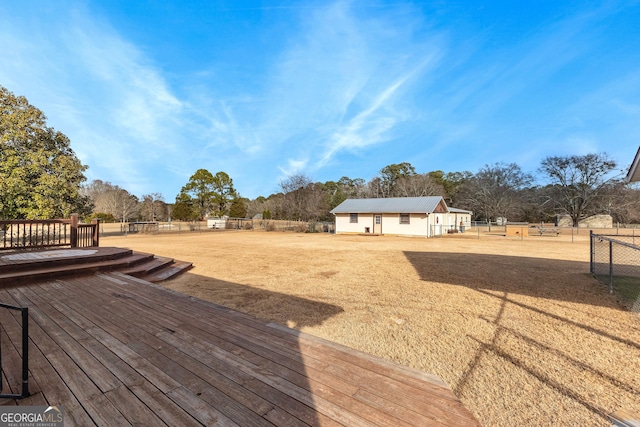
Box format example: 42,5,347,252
0,272,480,426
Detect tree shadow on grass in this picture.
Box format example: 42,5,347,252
405,251,640,422
162,271,344,330
403,251,618,309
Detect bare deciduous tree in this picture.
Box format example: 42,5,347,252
140,193,166,221
597,182,640,224
539,153,619,226
279,174,329,221
83,180,139,222
395,173,445,197
104,188,139,223
461,162,533,222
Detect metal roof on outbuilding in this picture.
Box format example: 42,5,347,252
448,207,473,214
330,197,448,214
626,146,640,183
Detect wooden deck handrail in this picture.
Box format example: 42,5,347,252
0,214,100,250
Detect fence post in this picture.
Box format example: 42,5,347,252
609,240,614,294
70,214,78,248
91,218,100,247
589,231,594,274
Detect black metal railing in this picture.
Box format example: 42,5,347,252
0,303,29,399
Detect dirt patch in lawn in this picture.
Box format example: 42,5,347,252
102,230,640,426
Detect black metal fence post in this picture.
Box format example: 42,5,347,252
21,307,29,398
609,240,614,294
589,230,594,274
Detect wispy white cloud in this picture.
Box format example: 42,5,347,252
2,0,638,199
278,158,309,178
62,15,184,145
319,56,437,167
0,3,189,195
180,1,442,186
250,1,441,174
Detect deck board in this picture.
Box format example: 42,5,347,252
59,278,354,426
98,275,469,425
0,271,480,426
0,289,95,426
82,277,440,426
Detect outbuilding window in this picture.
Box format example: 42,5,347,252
350,213,358,223
400,213,410,224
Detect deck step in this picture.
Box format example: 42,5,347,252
0,247,132,273
0,247,193,285
119,251,156,264
119,256,174,277
145,261,193,282
0,253,147,286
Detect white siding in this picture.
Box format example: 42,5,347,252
334,209,472,237
448,212,472,232
335,213,430,236
381,213,429,236
430,213,445,236
207,218,226,229
335,213,374,234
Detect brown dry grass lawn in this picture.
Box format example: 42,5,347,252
102,229,640,426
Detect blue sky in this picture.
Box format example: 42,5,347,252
1,1,639,200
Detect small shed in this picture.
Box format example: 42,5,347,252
448,207,473,232
207,216,228,229
330,196,472,237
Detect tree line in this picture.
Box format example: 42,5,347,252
2,84,639,226
243,156,639,226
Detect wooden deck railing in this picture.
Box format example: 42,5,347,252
0,214,99,251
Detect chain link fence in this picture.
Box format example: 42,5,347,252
99,219,336,235
590,231,640,312
253,219,335,233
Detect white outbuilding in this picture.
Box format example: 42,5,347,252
330,196,472,237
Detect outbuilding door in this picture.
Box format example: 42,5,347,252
373,215,382,234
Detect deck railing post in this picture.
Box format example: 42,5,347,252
91,218,100,247
70,214,79,248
